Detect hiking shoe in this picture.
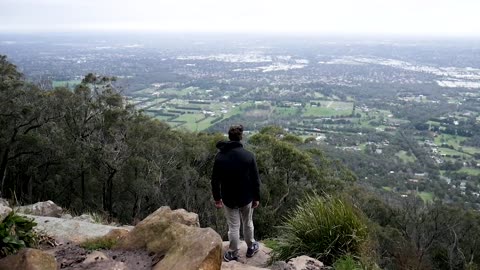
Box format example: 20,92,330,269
223,251,238,262
246,242,259,258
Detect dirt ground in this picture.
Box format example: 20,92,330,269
43,240,155,270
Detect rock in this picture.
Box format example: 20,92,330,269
82,251,109,264
116,206,222,270
73,214,95,223
82,260,128,270
221,241,271,268
22,214,129,243
0,204,12,222
16,200,63,217
221,261,269,270
61,213,73,219
104,228,130,241
287,256,324,270
0,248,57,270
0,198,9,207
270,261,294,270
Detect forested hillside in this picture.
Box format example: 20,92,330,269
2,55,480,269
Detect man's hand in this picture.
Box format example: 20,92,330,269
214,200,223,209
252,201,260,209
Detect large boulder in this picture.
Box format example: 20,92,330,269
0,198,9,208
0,204,12,222
23,214,126,243
221,241,271,268
287,256,324,270
222,261,270,270
80,251,128,270
15,200,63,217
73,213,96,223
115,206,222,270
0,248,56,270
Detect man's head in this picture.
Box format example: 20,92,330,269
228,124,244,141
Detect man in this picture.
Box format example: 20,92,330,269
211,124,261,262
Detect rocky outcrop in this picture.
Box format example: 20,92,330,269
221,241,271,270
115,206,223,270
0,248,56,270
72,213,96,223
15,200,63,217
23,214,125,243
0,198,12,222
78,251,128,270
0,204,12,222
222,261,270,270
0,198,9,208
287,256,325,270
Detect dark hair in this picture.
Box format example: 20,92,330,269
228,125,244,141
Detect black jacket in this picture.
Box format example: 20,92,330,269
211,141,260,208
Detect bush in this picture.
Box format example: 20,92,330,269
0,212,38,257
272,194,368,265
333,255,363,270
80,237,118,251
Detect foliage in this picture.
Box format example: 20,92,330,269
80,236,118,251
249,130,345,237
272,194,368,265
333,255,363,270
0,212,38,257
262,238,280,250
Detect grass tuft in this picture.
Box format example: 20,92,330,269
272,194,368,265
80,237,118,251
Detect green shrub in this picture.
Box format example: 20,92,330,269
333,255,362,270
0,212,38,257
263,238,280,250
80,237,118,251
272,194,368,265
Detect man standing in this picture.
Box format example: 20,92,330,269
211,124,261,262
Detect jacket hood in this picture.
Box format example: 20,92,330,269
216,140,243,152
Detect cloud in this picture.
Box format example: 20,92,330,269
0,0,479,36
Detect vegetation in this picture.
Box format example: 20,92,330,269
272,194,368,265
333,255,363,270
80,236,118,251
0,212,38,257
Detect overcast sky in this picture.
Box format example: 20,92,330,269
1,0,479,36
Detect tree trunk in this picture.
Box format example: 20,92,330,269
28,175,33,204
81,170,85,211
102,180,107,212
0,146,10,195
106,170,116,214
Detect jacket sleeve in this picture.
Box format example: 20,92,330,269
211,155,222,201
250,156,261,201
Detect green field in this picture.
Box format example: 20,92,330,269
154,115,173,121
150,101,251,132
395,150,417,163
458,167,480,176
135,87,192,97
171,113,207,130
382,186,392,191
53,80,82,88
434,134,467,149
274,107,300,117
303,101,353,117
418,192,434,203
438,147,470,159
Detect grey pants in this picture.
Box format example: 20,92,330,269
224,202,255,254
